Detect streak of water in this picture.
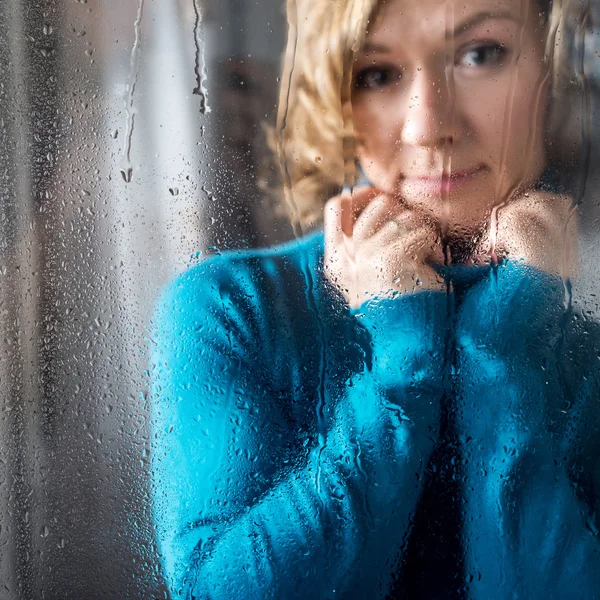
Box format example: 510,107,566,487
340,0,368,327
277,0,329,498
506,13,558,204
488,0,529,264
442,0,455,271
565,0,592,298
441,1,458,407
121,0,146,183
340,0,366,193
191,0,210,114
488,4,557,288
556,0,592,410
276,0,301,238
353,436,374,530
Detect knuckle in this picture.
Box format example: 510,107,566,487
325,195,342,212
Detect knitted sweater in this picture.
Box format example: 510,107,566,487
151,230,600,599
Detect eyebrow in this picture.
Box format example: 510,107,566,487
361,11,524,54
454,10,524,34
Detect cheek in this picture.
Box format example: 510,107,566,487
458,70,547,166
509,76,549,140
353,119,399,190
353,99,396,161
457,78,511,157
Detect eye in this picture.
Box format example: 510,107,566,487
353,65,402,91
457,43,508,69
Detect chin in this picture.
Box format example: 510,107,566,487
402,192,493,232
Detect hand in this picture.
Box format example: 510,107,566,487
324,187,445,308
492,191,576,276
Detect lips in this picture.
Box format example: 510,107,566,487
400,165,487,195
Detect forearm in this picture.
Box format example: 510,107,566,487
186,383,439,600
157,288,447,599
456,262,600,598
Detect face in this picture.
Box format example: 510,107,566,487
351,0,550,235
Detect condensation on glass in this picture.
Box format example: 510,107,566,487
0,0,600,598
0,0,284,597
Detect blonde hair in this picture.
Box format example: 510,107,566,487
268,0,587,229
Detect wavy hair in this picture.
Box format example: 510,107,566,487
267,0,588,229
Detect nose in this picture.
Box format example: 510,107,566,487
399,69,451,148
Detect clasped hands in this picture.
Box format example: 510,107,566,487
324,186,574,308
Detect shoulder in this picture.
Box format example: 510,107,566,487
151,230,327,354
457,259,600,373
158,230,324,308
457,260,564,333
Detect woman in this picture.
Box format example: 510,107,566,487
151,0,599,597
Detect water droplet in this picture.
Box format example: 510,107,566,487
121,167,133,183
169,187,179,196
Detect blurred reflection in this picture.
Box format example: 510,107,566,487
208,55,289,248
152,0,600,599
0,0,283,597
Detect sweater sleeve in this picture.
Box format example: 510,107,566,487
455,261,600,599
150,258,296,596
151,255,448,600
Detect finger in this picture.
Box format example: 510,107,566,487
369,207,435,244
324,195,345,248
353,195,400,240
385,236,441,276
374,219,432,248
500,192,569,233
402,228,439,258
392,226,442,268
381,238,442,288
338,186,381,237
496,192,576,275
324,191,377,264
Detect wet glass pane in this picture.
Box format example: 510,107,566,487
1,0,600,598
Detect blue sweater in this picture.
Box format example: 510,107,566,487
150,230,600,599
